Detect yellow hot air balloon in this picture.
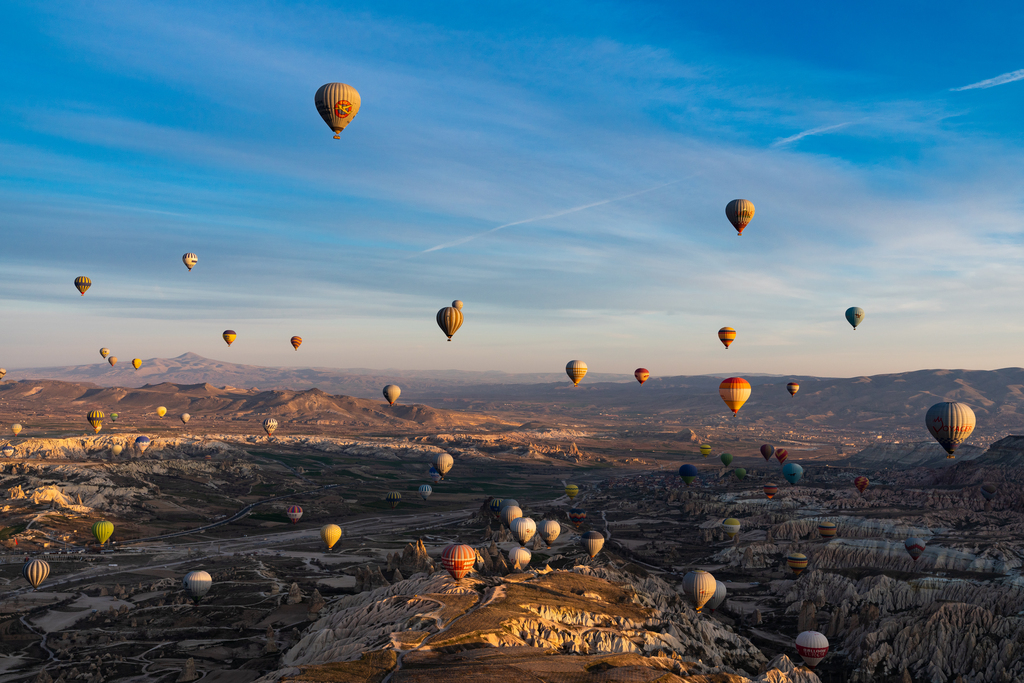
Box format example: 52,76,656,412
565,484,579,500
22,559,49,590
11,424,22,436
223,330,237,346
92,520,114,544
132,358,142,370
700,444,712,457
719,377,751,415
157,406,167,418
321,523,342,550
99,348,110,359
926,402,976,458
436,306,464,341
180,413,191,425
566,360,587,387
87,410,104,434
452,300,464,310
725,199,755,236
74,276,91,295
718,327,736,349
315,83,362,139
722,518,741,540
108,356,118,367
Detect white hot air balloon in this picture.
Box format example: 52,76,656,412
180,413,191,425
795,631,829,669
682,569,717,612
262,418,278,436
510,517,536,547
538,520,561,548
508,546,532,569
706,581,727,613
383,384,401,406
183,570,212,601
418,484,432,500
581,530,604,558
501,505,523,528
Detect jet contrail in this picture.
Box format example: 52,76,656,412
951,68,1024,92
421,179,682,254
771,122,852,148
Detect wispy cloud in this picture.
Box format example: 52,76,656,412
771,122,852,148
420,179,683,254
951,68,1024,91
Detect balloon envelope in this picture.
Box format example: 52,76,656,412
565,360,588,386
925,402,976,457
87,410,104,434
707,581,728,613
854,476,869,494
725,199,755,235
511,517,536,546
905,537,926,561
845,307,864,329
787,551,808,575
108,356,117,367
441,543,475,580
436,306,464,341
568,508,587,528
787,382,799,396
763,484,778,499
564,484,579,500
222,330,236,346
782,462,804,485
183,570,212,600
262,418,278,436
23,559,49,589
722,518,740,539
501,505,523,528
321,524,342,549
796,631,829,669
180,413,191,425
386,491,401,509
182,253,198,271
434,453,453,478
539,520,561,547
634,368,649,384
92,520,114,544
717,327,736,349
314,82,362,139
719,377,751,414
452,300,464,310
488,498,503,514
157,407,167,417
581,530,604,558
678,464,698,486
100,348,110,359
508,546,532,569
700,444,712,457
733,468,747,480
775,449,788,465
682,569,717,611
980,484,997,501
74,276,91,295
286,505,303,523
12,424,22,436
760,444,775,461
134,436,151,453
383,384,401,406
419,484,432,500
720,452,733,466
818,521,837,539
290,336,302,350
131,358,142,369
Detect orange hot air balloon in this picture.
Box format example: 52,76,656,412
718,327,736,349
725,199,755,236
719,377,751,415
290,336,302,350
634,368,649,385
787,382,799,396
223,330,236,346
854,476,869,494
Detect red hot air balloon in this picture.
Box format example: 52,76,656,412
634,368,649,385
441,544,476,580
775,449,788,465
763,484,778,500
854,476,869,494
760,444,775,462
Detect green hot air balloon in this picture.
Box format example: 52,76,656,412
720,452,733,466
733,468,747,481
845,307,865,330
92,520,114,545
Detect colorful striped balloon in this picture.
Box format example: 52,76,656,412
787,552,808,576
568,508,587,528
222,330,237,346
419,484,432,500
290,336,302,350
818,521,837,539
182,253,198,271
854,476,869,494
775,448,788,465
87,410,104,434
74,276,91,295
725,199,755,235
718,327,736,349
488,497,503,514
386,491,401,509
763,483,778,500
565,360,588,387
634,368,649,384
441,543,476,580
719,377,751,414
787,382,800,396
286,505,303,523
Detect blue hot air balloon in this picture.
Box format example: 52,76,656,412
783,462,804,485
845,307,865,330
678,464,699,486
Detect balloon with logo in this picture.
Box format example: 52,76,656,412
581,530,604,558
718,327,736,349
678,464,698,486
320,524,342,550
100,348,110,359
763,483,778,500
564,484,579,500
854,476,869,494
286,505,303,523
845,307,864,330
787,382,799,396
383,384,401,406
722,518,740,539
720,452,733,466
182,253,198,271
566,360,587,387
796,631,829,670
719,377,751,415
87,410,104,434
441,543,475,580
314,83,362,139
386,491,401,509
783,462,804,485
538,520,560,547
634,368,649,384
925,402,976,458
511,517,536,547
818,521,837,539
725,199,755,236
787,551,808,576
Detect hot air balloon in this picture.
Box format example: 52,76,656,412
501,505,523,528
854,476,869,494
787,382,799,396
511,517,536,546
180,413,191,425
132,358,142,370
509,546,532,569
722,518,740,539
787,552,808,576
539,520,560,547
905,537,926,562
706,581,728,613
223,330,237,346
182,253,198,271
500,499,519,511
440,543,475,580
0,369,6,380
488,498,504,514
980,484,997,501
263,418,278,436
564,484,579,500
157,407,167,418
775,449,788,465
429,466,442,483
321,524,342,550
818,521,837,539
87,410,104,434
1,445,13,457
796,631,829,670
566,360,587,387
22,559,49,589
314,83,362,139
452,300,464,310
581,530,604,558
100,348,110,359
845,307,864,330
678,464,698,486
183,570,212,601
110,413,118,423
383,385,401,406
108,356,117,367
134,436,151,453
719,377,751,415
718,327,736,349
682,569,717,612
419,484,432,500
92,520,114,544
434,453,453,479
111,445,122,457
634,368,649,384
720,452,733,466
11,424,21,436
290,336,302,350
763,483,778,500
725,199,755,236
700,444,712,458
925,402,976,458
760,444,775,461
386,491,401,509
734,468,747,480
74,276,91,295
568,508,586,529
286,505,303,523
436,306,464,341
783,462,804,485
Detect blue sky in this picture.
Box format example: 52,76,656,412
2,1,1023,376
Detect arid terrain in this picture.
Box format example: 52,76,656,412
2,358,1024,683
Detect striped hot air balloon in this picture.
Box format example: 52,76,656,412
92,520,114,544
905,537,926,562
286,505,303,523
501,505,523,528
314,83,362,139
564,484,579,500
818,521,837,539
262,418,278,436
183,570,212,601
538,520,560,547
488,498,504,514
434,453,453,479
386,491,401,509
418,484,432,500
568,508,586,528
683,569,717,612
722,518,740,539
707,581,727,613
441,543,476,580
725,199,755,235
499,499,519,511
74,276,91,295
718,327,736,349
182,253,198,271
511,517,536,546
565,360,588,387
222,330,237,346
854,476,869,494
787,382,800,396
321,524,342,549
290,336,302,350
796,631,829,670
508,546,532,569
1,445,14,457
22,559,49,589
925,402,976,458
719,377,751,415
787,552,808,576
634,368,649,384
760,444,775,461
581,530,604,559
763,483,778,500
775,448,788,465
87,410,104,434
436,306,464,341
